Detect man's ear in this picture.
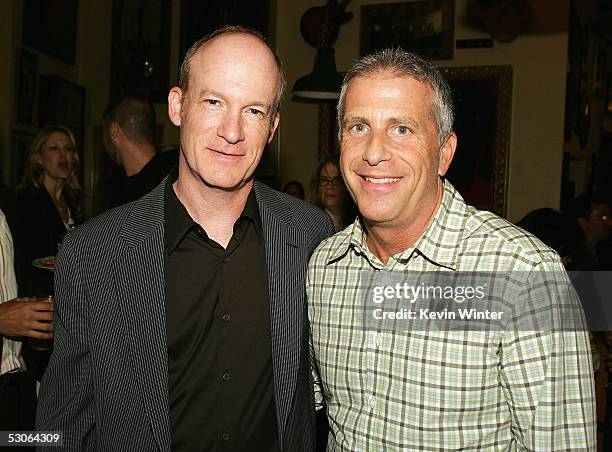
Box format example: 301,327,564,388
168,87,183,126
110,122,122,142
438,132,457,177
267,112,280,144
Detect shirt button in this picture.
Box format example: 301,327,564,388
222,432,231,441
222,313,231,322
222,372,231,382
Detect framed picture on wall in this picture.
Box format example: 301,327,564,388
12,130,36,187
360,0,455,59
38,75,86,160
110,0,171,102
16,48,38,127
440,65,512,216
179,0,276,64
22,0,78,65
254,134,280,189
318,102,340,161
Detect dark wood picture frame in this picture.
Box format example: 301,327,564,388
22,0,78,65
38,75,86,158
12,130,36,187
318,102,339,161
440,65,512,216
254,134,281,189
16,48,38,127
360,0,455,59
110,0,171,102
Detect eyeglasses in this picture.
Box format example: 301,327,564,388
318,176,344,187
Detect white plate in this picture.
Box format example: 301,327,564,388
32,256,55,271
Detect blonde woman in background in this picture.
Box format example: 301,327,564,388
18,125,82,297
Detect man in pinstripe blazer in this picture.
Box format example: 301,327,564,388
37,26,333,451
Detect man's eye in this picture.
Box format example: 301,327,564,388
351,124,367,133
248,108,265,117
205,99,220,106
396,126,409,135
48,146,59,152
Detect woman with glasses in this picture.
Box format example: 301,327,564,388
314,155,357,232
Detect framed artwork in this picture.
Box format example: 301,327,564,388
318,102,340,161
110,0,171,102
440,65,512,216
16,48,38,127
38,75,86,157
360,0,455,59
180,0,276,64
22,0,78,65
254,134,280,189
12,130,36,187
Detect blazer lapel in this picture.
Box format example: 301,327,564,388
114,183,171,451
254,182,309,443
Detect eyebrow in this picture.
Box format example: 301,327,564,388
342,115,419,128
197,89,271,110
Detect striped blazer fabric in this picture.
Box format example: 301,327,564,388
36,179,333,451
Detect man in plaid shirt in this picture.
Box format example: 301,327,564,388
307,49,596,450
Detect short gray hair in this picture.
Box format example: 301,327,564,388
337,49,454,145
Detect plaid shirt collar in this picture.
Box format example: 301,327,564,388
328,180,469,270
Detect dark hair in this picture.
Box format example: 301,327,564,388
283,180,305,199
337,48,454,146
178,25,286,114
103,95,156,146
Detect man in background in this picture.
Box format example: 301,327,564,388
103,95,171,205
568,192,612,269
0,208,53,441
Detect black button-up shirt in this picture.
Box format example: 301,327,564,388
164,172,278,451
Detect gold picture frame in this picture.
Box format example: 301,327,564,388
440,65,512,216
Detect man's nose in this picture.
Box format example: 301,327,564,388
362,130,391,165
217,110,245,144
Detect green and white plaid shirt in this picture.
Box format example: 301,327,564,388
307,181,596,451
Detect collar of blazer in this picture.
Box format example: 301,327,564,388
118,177,307,249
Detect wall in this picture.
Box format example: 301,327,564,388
0,0,181,217
0,0,569,222
276,0,569,221
0,0,18,184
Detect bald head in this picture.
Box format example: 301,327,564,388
179,26,286,113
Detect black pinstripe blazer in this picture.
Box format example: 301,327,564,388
36,178,333,451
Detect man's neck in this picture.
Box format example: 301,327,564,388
122,142,157,177
173,165,252,249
